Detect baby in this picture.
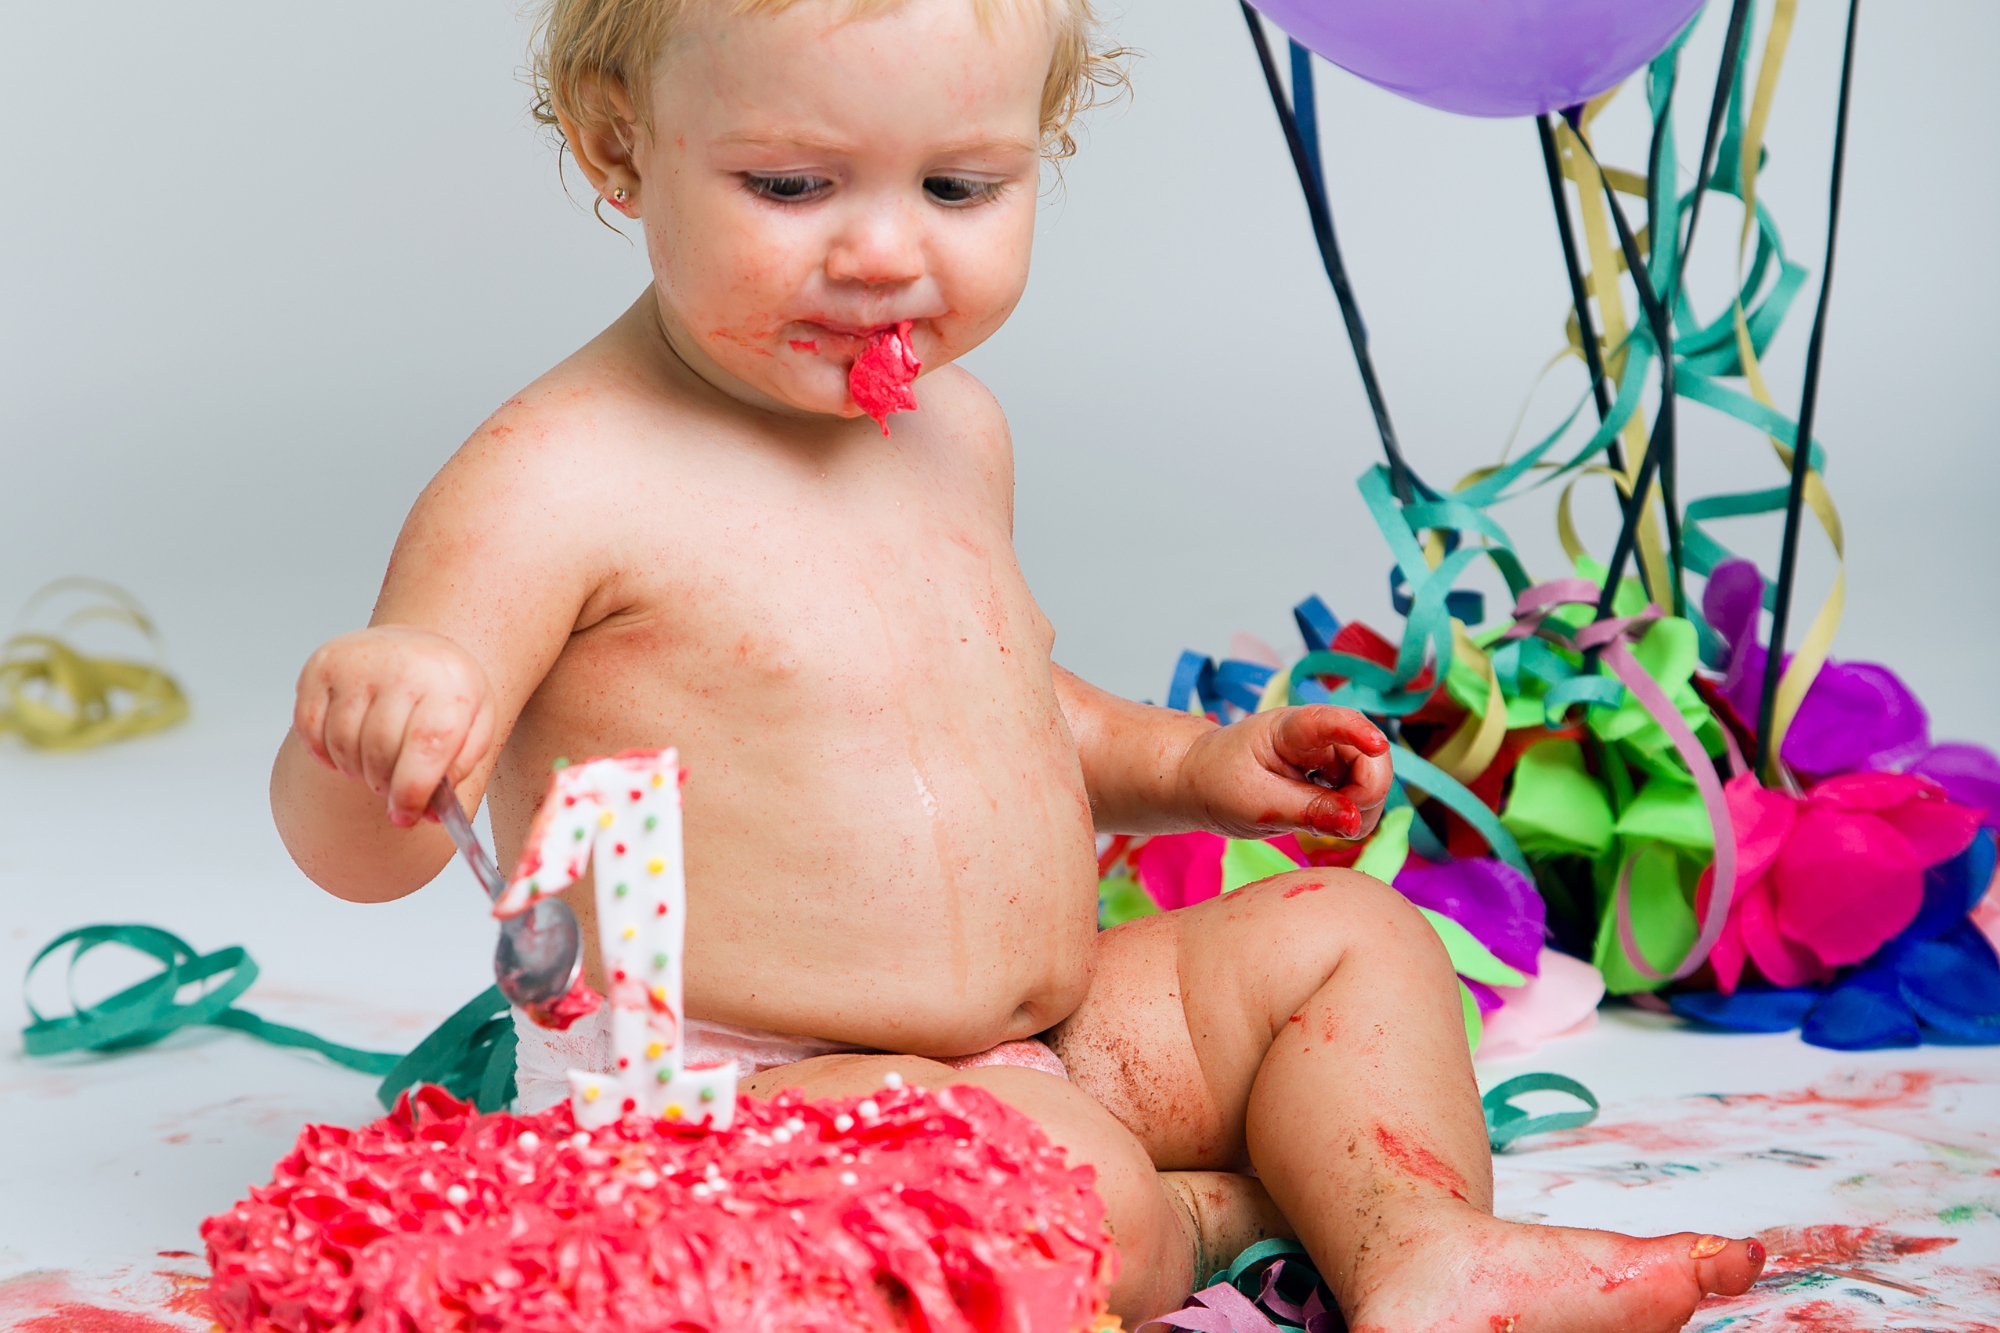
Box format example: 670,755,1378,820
271,0,1765,1326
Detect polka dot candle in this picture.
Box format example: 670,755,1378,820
495,748,736,1130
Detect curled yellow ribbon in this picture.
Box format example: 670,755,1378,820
1,579,189,750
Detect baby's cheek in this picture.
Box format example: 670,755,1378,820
934,230,1033,354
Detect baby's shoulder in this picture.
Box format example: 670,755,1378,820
917,364,1015,479
424,342,681,524
922,363,1009,435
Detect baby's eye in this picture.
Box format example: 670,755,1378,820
923,176,1002,207
745,174,831,202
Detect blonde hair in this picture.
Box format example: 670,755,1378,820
530,0,1127,163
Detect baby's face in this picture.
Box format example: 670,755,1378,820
632,0,1054,421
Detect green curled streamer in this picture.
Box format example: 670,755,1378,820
21,924,518,1112
1483,1072,1601,1151
378,985,519,1113
22,924,397,1073
1208,1236,1312,1292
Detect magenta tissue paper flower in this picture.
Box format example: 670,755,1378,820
1700,771,1982,992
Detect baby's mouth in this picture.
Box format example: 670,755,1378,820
845,322,921,436
793,319,905,348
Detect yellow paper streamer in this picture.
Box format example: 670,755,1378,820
1555,466,1638,570
1429,621,1509,784
1556,111,1675,608
0,579,189,751
1543,7,1836,766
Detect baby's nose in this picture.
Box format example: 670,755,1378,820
824,202,925,288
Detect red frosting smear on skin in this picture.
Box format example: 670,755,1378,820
523,976,601,1031
848,320,921,435
203,1083,1113,1333
1373,1124,1468,1202
789,339,819,353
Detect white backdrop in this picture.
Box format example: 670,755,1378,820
3,0,1995,736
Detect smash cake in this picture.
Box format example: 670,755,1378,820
202,749,1118,1333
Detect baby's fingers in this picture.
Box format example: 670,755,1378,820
1345,747,1394,813
384,695,474,828
356,689,420,811
1271,705,1388,773
1298,785,1366,840
293,684,336,770
318,684,380,784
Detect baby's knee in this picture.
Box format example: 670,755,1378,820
1239,867,1453,968
1248,865,1419,926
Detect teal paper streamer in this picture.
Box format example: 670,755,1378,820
1390,747,1531,876
1484,1072,1601,1150
22,924,399,1076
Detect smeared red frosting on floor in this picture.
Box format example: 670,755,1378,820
1754,1224,1955,1272
849,321,920,435
522,976,601,1031
203,1083,1113,1333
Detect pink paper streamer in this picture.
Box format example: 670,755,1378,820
1505,587,1739,983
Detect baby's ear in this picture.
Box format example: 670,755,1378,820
556,76,645,208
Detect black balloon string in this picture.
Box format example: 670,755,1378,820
1755,0,1862,786
1240,2,1421,506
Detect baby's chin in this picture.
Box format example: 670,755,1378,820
714,347,868,424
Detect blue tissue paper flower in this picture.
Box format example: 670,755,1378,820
1670,828,1999,1049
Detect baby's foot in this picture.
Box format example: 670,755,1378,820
1346,1207,1764,1333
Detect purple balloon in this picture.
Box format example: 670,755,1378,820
1256,0,1706,119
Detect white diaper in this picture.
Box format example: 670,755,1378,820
510,1007,868,1113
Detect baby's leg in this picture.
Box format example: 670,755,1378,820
1047,869,1766,1333
741,1053,1284,1322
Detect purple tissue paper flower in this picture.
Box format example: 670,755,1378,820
1704,560,1932,776
1911,743,2000,831
1394,857,1545,979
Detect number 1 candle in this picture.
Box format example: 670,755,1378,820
496,748,737,1130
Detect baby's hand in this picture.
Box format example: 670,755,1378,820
1175,706,1392,841
292,626,495,829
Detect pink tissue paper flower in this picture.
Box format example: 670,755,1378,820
1699,771,1982,993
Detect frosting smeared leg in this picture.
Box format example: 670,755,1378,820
848,320,920,434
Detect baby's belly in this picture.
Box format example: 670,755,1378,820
491,643,1104,1056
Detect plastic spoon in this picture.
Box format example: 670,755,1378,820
430,779,583,1010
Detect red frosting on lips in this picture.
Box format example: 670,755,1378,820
522,976,601,1031
848,320,921,435
202,1083,1114,1333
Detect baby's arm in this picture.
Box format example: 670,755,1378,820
1051,667,1390,840
271,407,602,902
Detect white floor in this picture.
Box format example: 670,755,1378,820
4,710,1998,1330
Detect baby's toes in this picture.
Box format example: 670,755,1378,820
1681,1233,1766,1298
